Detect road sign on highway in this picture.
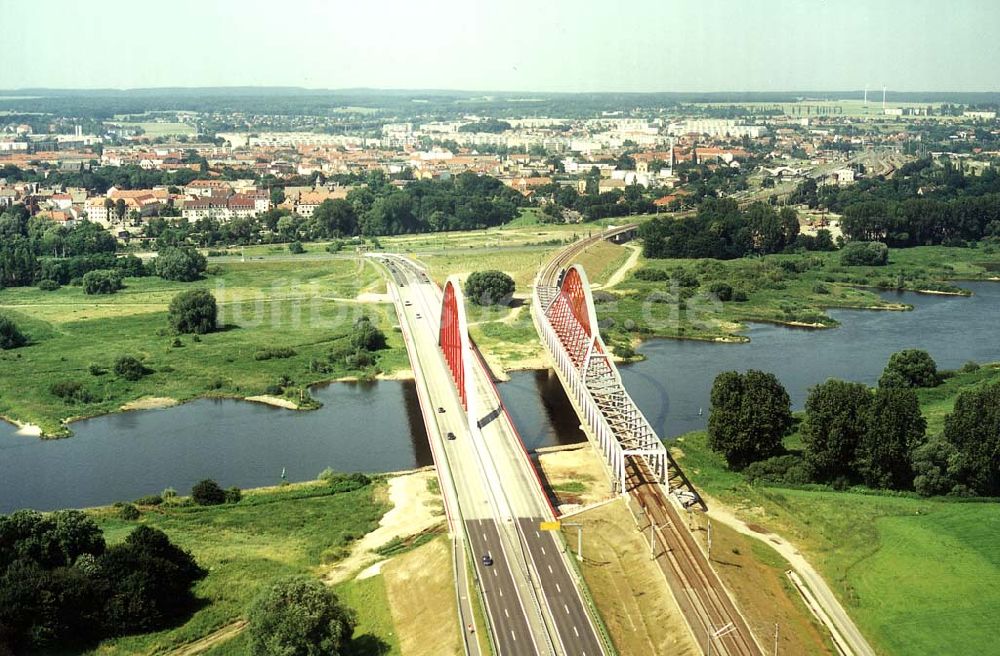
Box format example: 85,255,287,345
539,521,561,531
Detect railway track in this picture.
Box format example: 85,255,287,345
626,456,760,656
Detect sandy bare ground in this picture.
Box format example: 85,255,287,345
244,394,299,409
323,470,445,585
9,420,42,437
120,396,178,411
569,499,699,656
165,620,248,656
535,444,615,514
382,537,462,656
596,244,642,289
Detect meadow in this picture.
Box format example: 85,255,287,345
0,257,408,435
599,244,1000,344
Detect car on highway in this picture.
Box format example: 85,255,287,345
415,313,421,319
446,431,456,440
437,406,445,414
482,554,493,566
404,300,411,306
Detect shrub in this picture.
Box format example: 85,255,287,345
812,283,831,294
840,241,889,266
288,240,305,254
612,342,636,359
254,347,297,361
732,290,749,302
168,289,217,334
162,487,177,500
134,494,163,506
634,267,670,282
319,470,372,493
113,355,148,381
708,282,733,301
960,361,981,373
743,455,812,485
118,503,140,521
0,313,27,350
50,380,95,403
82,269,123,295
465,270,516,306
88,363,106,376
224,486,242,504
191,479,226,506
37,279,60,291
154,247,207,282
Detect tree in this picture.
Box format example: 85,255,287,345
464,270,516,307
349,316,387,351
247,576,356,656
168,289,218,334
856,387,926,490
82,269,123,295
191,479,225,506
707,370,792,470
269,187,285,206
912,436,959,497
154,247,207,282
113,355,148,381
0,314,27,350
802,380,872,482
879,349,939,388
943,382,1000,496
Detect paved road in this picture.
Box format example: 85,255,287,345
384,256,543,655
379,254,606,656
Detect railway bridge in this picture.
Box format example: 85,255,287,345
531,227,764,656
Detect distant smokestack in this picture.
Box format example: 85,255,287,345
882,86,887,110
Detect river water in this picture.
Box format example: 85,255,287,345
622,281,1000,437
0,282,996,512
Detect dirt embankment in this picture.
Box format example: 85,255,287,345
323,469,445,585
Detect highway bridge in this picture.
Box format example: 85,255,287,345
531,226,763,656
371,254,609,656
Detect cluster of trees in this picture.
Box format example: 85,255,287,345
535,178,655,222
0,511,204,653
465,270,516,306
641,199,811,260
794,159,1000,247
709,351,1000,497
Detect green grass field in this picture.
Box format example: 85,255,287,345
675,364,1000,656
0,257,408,435
85,479,389,655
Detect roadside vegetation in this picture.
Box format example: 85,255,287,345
677,362,1000,656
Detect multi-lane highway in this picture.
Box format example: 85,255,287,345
375,254,606,656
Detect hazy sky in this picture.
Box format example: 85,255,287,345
2,0,998,92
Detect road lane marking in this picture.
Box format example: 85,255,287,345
556,583,561,593
541,546,546,555
564,604,570,614
498,588,503,597
504,608,509,618
548,565,553,574
493,569,498,577
574,626,579,637
511,630,516,642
